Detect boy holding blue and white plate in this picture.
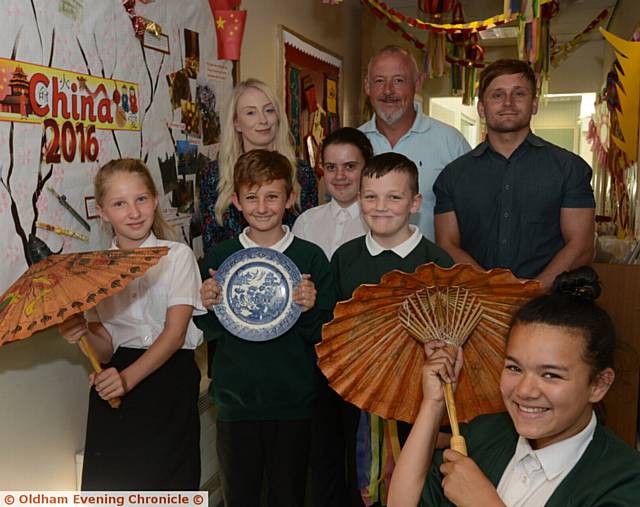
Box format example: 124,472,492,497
196,149,335,507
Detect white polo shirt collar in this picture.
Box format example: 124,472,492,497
239,225,294,253
514,411,596,481
110,232,157,249
365,224,421,258
329,198,361,220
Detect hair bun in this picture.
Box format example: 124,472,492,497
551,266,601,302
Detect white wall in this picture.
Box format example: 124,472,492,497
429,96,481,147
532,97,582,152
0,330,89,488
0,324,219,492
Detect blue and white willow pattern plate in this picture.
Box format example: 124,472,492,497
214,247,302,341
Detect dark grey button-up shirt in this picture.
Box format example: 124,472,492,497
434,132,595,279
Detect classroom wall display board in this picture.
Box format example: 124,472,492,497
0,0,235,294
277,26,342,169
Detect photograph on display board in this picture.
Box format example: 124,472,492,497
176,140,199,175
159,154,179,194
172,178,195,215
167,69,192,110
197,80,221,145
184,29,201,78
180,99,202,137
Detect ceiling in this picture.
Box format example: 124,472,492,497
382,0,618,47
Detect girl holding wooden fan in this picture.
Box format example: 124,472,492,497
388,266,640,507
58,159,206,490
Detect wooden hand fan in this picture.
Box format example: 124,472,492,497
399,285,485,454
316,263,542,439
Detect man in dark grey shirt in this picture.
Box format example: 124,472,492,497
434,59,595,289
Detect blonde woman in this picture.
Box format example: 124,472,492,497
200,78,318,253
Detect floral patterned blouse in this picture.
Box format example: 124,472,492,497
200,158,318,254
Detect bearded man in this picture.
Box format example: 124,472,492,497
359,45,470,241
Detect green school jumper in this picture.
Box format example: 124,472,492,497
331,235,454,301
195,237,336,421
422,412,640,507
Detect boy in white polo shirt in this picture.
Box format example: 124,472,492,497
331,152,453,506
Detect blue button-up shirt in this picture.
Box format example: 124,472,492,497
359,106,470,241
434,132,596,278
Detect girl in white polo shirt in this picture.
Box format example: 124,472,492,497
59,158,206,490
388,266,640,507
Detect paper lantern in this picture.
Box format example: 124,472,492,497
418,0,454,15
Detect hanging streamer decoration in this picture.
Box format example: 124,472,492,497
360,0,543,65
360,0,515,70
514,0,558,96
363,0,518,34
419,1,455,78
362,0,555,94
551,9,610,67
361,0,425,52
446,2,485,104
122,0,163,40
449,36,464,93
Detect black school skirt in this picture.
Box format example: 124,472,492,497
81,347,201,491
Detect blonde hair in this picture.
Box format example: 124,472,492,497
214,78,299,225
95,158,174,241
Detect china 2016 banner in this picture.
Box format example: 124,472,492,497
0,58,140,163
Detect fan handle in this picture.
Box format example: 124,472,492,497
450,434,468,456
443,383,468,456
79,335,122,409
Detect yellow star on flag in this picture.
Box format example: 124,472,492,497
216,16,226,29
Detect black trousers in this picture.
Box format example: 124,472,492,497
309,386,351,507
216,418,310,507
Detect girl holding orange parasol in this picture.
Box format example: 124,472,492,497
387,267,640,507
58,159,206,490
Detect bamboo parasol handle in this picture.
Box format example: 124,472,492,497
443,383,468,456
79,335,121,409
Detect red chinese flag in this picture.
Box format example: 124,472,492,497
214,10,247,61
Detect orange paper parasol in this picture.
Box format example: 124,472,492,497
316,263,542,424
0,244,169,407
